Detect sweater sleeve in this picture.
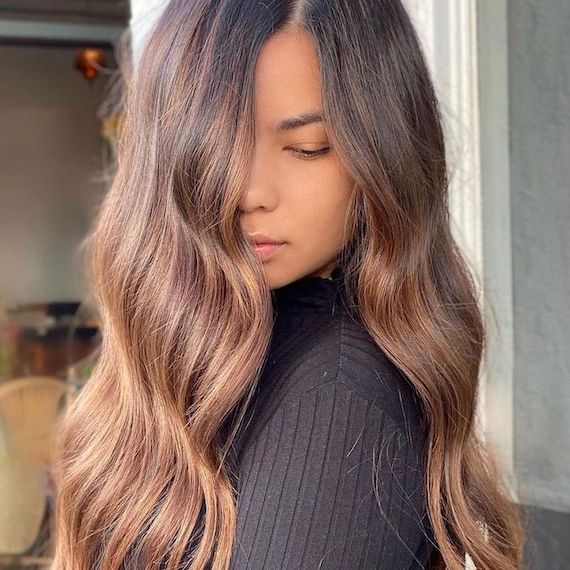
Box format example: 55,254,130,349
228,380,434,569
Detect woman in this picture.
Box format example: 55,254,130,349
51,0,525,568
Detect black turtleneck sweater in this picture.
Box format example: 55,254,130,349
224,266,436,569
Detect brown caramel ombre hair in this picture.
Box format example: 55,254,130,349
51,0,525,568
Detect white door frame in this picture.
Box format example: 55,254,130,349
404,0,517,499
475,0,517,497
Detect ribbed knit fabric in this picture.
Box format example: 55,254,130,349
223,265,437,569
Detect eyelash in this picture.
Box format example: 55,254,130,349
288,147,330,160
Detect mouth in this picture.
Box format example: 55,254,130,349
245,232,286,261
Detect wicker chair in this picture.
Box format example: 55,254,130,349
0,376,69,568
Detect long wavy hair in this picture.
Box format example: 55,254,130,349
51,0,525,568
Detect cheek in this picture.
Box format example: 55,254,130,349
283,154,354,245
293,180,353,245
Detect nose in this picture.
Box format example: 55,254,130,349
239,148,279,213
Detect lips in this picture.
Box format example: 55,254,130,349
246,233,285,246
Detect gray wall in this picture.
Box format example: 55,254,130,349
0,45,114,307
508,0,570,511
0,0,128,24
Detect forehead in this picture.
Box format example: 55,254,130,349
253,27,323,133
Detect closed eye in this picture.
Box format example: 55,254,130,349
287,147,330,160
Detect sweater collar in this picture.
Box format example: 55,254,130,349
271,265,346,314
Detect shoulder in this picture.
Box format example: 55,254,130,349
337,312,427,434
275,309,427,432
239,309,428,452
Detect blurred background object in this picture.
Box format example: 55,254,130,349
0,1,129,567
0,377,68,566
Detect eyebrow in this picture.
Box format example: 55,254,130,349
273,111,324,133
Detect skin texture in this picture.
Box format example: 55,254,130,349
240,26,355,290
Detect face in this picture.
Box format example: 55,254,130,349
239,26,354,290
